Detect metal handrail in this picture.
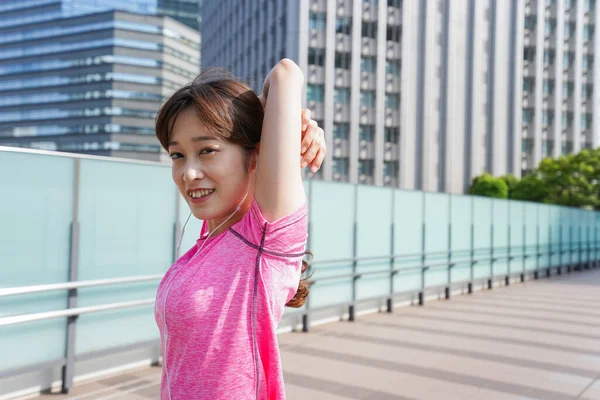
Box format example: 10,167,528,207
0,274,163,297
0,299,154,327
2,244,598,297
1,244,598,327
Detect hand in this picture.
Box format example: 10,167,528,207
300,109,326,173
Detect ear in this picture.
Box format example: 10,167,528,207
249,146,259,171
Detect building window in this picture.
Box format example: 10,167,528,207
360,91,375,107
386,60,401,76
563,53,570,68
309,12,326,31
524,16,536,30
543,50,555,66
384,161,398,178
307,84,324,102
359,125,375,141
523,48,536,62
562,112,568,127
542,140,549,156
308,48,325,66
584,25,591,41
387,25,401,42
543,80,554,95
522,109,533,123
335,52,352,68
360,57,376,72
385,127,399,143
335,17,352,34
522,138,533,154
359,160,374,176
332,157,349,177
385,94,399,109
582,114,589,129
334,88,350,104
333,123,350,139
361,21,377,38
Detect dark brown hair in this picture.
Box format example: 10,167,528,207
155,69,312,308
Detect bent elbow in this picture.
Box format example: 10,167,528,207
272,58,304,84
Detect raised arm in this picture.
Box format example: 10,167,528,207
254,59,306,222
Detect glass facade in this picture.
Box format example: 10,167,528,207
0,2,200,160
0,0,200,30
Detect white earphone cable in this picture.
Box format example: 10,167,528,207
161,169,257,399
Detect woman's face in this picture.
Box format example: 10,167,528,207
168,107,254,223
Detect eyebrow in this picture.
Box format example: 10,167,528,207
168,136,216,147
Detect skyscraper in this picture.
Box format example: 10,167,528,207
0,0,200,30
200,0,599,194
0,1,200,161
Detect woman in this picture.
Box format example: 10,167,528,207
154,59,326,399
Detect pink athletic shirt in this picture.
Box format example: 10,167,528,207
154,197,308,400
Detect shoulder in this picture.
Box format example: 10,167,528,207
229,197,308,256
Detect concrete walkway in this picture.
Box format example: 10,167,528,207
36,269,600,399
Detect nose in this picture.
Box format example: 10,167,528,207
183,162,205,183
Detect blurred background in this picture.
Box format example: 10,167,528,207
2,1,600,399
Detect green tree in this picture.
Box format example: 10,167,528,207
510,173,548,202
469,173,509,199
500,174,519,198
535,151,599,208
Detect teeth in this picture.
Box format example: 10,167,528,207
189,189,214,198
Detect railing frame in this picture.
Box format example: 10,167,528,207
1,243,598,393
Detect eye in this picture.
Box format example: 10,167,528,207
200,147,217,155
169,152,183,160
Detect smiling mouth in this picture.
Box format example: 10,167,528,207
188,189,215,199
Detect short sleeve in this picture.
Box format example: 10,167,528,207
231,197,308,255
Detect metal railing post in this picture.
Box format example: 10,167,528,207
349,221,357,321
558,225,563,275
546,224,551,277
576,225,580,270
61,158,80,394
419,220,426,306
489,207,494,290
521,223,526,282
534,224,540,280
302,223,311,333
587,226,591,269
468,221,474,294
173,188,181,261
568,225,573,273
506,205,511,286
446,197,452,299
594,226,598,268
388,221,395,312
302,180,314,332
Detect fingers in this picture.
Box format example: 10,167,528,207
301,120,318,153
301,109,311,131
301,124,326,171
302,136,320,169
309,148,326,173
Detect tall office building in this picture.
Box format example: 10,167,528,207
0,1,200,161
201,0,600,194
0,0,201,30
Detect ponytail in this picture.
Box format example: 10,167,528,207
285,251,313,308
